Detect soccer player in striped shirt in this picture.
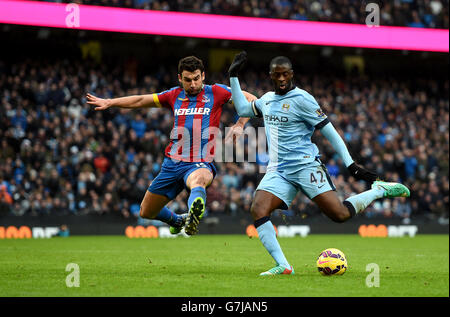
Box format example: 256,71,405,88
87,56,256,235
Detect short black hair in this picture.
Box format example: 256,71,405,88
178,56,205,74
269,56,292,71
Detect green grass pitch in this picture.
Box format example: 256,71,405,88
0,235,448,297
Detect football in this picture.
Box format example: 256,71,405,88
316,248,347,276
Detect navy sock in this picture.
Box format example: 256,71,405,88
155,206,182,227
188,186,206,210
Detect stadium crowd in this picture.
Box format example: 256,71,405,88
0,56,448,225
39,0,449,29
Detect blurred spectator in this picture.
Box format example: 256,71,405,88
404,149,418,180
0,184,13,214
393,197,412,224
130,113,147,138
93,151,111,173
206,180,225,213
222,169,240,189
325,159,339,178
53,224,70,237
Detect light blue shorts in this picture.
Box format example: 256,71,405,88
256,159,336,209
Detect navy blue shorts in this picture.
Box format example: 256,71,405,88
148,157,217,200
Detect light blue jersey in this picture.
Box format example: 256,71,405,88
229,77,350,207
251,87,329,174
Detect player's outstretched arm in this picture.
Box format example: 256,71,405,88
228,51,258,117
86,93,158,110
320,122,378,182
229,78,256,117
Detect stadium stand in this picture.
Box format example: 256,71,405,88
0,30,448,225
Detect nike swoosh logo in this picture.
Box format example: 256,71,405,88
318,184,325,189
178,98,189,101
318,260,330,265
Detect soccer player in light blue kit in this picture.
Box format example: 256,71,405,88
228,52,410,276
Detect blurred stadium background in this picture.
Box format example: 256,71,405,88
0,0,448,237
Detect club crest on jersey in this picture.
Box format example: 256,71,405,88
282,103,290,111
174,108,211,116
202,95,211,103
316,108,326,117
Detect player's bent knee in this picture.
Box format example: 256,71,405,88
186,168,213,189
139,205,156,219
191,177,208,188
188,173,212,188
139,206,147,219
330,209,351,223
250,201,269,220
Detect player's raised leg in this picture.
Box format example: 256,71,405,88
312,191,355,222
313,181,410,222
139,191,187,232
251,190,294,276
184,168,213,235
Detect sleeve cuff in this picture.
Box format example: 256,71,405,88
251,101,262,117
315,118,330,130
152,94,162,108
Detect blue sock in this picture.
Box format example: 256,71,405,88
255,218,290,269
188,186,206,210
155,206,183,227
345,187,385,215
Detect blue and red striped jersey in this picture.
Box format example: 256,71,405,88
152,84,231,163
